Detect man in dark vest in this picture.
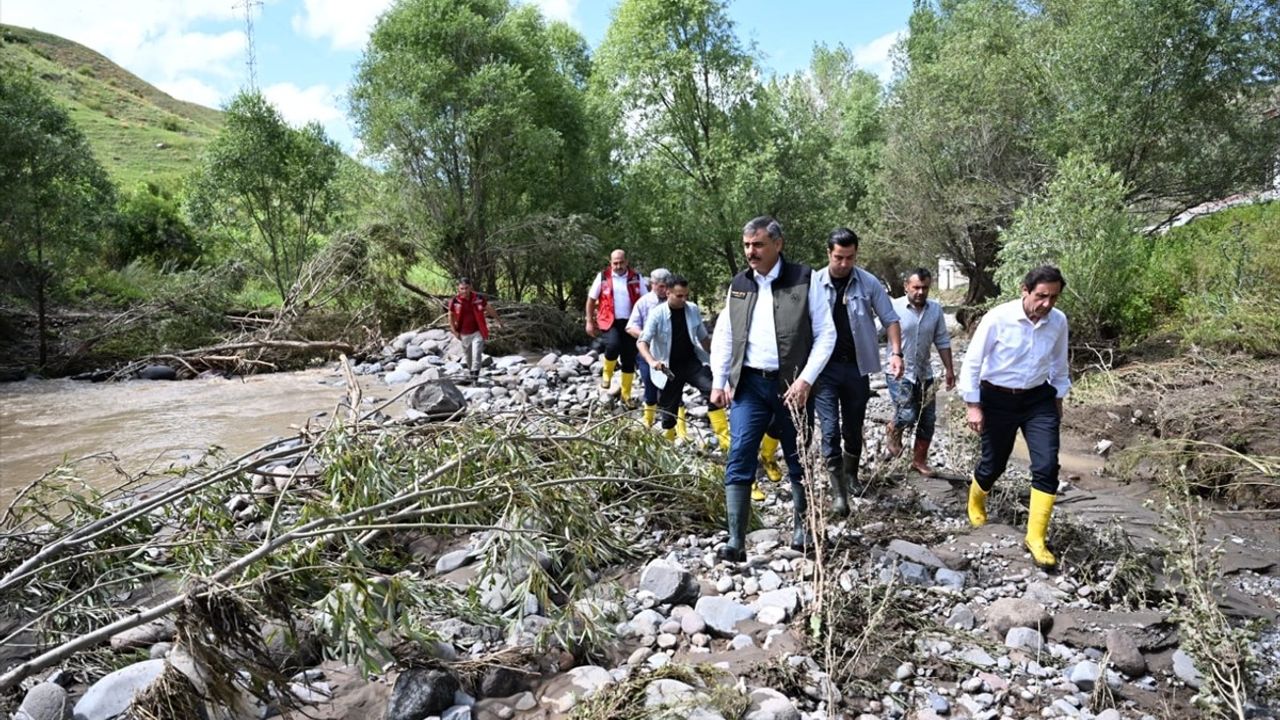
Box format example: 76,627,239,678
585,249,648,406
709,216,836,560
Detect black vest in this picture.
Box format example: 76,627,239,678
726,258,814,387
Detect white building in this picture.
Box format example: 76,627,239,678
937,258,969,291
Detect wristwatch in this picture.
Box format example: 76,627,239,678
892,351,904,358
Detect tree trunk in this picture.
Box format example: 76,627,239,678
35,236,48,368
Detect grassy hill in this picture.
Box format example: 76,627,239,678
0,24,224,188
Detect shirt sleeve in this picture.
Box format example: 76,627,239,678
588,274,603,300
798,271,836,386
933,303,951,350
958,310,997,403
626,298,646,333
1049,314,1072,398
710,292,735,390
871,278,899,326
640,305,659,344
637,276,649,295
693,304,710,343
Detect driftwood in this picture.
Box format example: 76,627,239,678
110,339,356,380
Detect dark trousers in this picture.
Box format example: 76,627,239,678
975,382,1061,494
601,319,638,372
636,356,660,404
658,363,713,428
812,360,872,464
725,370,805,486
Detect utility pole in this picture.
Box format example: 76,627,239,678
234,0,264,91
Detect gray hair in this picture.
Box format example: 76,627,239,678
743,215,783,240
649,268,673,285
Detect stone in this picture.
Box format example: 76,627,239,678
657,633,679,649
386,668,460,720
887,539,947,568
480,666,525,698
1069,660,1102,692
261,619,322,672
137,365,176,380
959,648,996,668
714,576,734,593
730,634,754,650
928,692,950,715
680,612,706,636
744,688,800,720
746,529,781,545
640,560,700,605
109,619,176,651
627,647,653,666
1172,649,1202,688
436,549,475,575
405,344,426,360
947,604,976,630
758,570,784,592
983,597,1052,636
441,706,471,720
1005,627,1044,653
755,588,801,616
934,568,966,591
1105,628,1147,677
630,609,665,637
15,682,69,720
896,561,932,586
695,596,756,637
757,606,788,625
644,679,697,709
385,370,413,385
73,659,166,720
494,355,527,369
895,662,915,681
407,381,468,418
148,642,172,659
1096,710,1121,720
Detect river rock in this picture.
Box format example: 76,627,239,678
644,679,697,709
493,355,527,370
408,381,467,418
745,688,799,720
695,596,756,637
630,609,665,637
639,560,699,605
1105,628,1147,676
137,365,177,381
984,597,1052,636
387,668,460,720
385,370,413,385
1005,627,1044,652
405,344,426,360
480,667,526,698
73,659,166,720
947,604,976,630
15,682,69,720
680,612,706,636
261,619,322,672
887,539,947,569
934,568,966,590
1069,660,1102,691
1172,649,1202,688
755,588,800,617
109,619,176,651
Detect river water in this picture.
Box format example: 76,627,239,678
0,368,368,503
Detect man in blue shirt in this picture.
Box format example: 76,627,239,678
884,268,955,477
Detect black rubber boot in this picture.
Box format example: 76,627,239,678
827,456,849,517
790,479,813,551
843,451,863,496
716,483,752,562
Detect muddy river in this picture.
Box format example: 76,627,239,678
0,368,371,503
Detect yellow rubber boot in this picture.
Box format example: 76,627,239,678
620,372,635,407
751,483,766,502
600,358,617,390
967,477,988,528
662,427,676,442
759,433,783,483
676,406,689,440
1025,489,1058,569
708,408,731,451
642,403,657,427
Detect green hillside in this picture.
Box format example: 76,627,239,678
0,24,224,188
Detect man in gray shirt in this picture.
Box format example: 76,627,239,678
884,267,955,476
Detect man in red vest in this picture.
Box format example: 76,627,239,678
448,277,500,382
585,249,648,405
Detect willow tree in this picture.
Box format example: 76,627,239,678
351,0,600,296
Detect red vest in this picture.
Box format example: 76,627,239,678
448,292,490,340
596,268,643,327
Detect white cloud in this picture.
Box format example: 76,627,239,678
156,77,225,108
852,29,906,84
291,0,395,51
524,0,581,26
262,82,343,126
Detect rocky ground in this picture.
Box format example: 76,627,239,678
7,327,1279,720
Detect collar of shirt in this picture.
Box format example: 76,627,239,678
751,258,783,286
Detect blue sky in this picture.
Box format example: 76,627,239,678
1,1,912,153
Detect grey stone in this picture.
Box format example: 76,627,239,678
137,365,176,381
895,662,915,680
630,609,665,637
934,568,967,590
746,529,781,545
947,604,976,630
897,560,932,586
386,668,460,720
680,612,706,636
1105,628,1147,677
109,619,176,651
480,666,525,698
640,560,700,605
407,381,468,418
755,588,801,616
385,370,413,385
148,642,172,659
15,682,69,720
958,647,996,668
983,597,1052,636
1172,649,1202,688
73,659,166,720
929,692,951,715
657,633,679,649
1096,710,1122,720
435,549,475,575
887,539,947,568
1069,660,1102,692
758,570,783,592
261,619,322,672
730,634,754,650
643,679,697,709
744,688,799,720
1005,627,1044,653
627,647,653,666
694,596,756,637
757,606,788,625
405,344,426,360
441,706,471,720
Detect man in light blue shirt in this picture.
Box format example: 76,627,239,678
884,267,955,477
628,268,673,428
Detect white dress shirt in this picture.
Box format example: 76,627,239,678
588,271,647,320
958,298,1071,403
710,258,836,390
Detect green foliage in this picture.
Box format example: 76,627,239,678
111,182,202,268
188,91,345,303
996,154,1151,339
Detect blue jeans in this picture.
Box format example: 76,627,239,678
725,370,804,486
886,376,938,441
636,356,660,405
812,360,872,463
975,382,1060,494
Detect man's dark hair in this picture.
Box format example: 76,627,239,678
743,216,783,240
903,267,932,283
1022,265,1066,291
668,275,689,288
827,227,860,249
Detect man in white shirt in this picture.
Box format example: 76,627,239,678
709,216,836,559
958,265,1071,569
585,250,648,406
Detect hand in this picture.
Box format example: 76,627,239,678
966,403,984,434
783,379,811,409
945,371,956,391
652,361,666,373
585,320,598,338
711,388,733,408
890,354,904,380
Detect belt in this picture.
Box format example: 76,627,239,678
742,366,781,380
981,380,1034,394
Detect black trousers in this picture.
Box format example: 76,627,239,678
601,319,638,372
658,363,713,429
975,382,1061,494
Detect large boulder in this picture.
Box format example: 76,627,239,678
408,381,468,419
137,365,177,381
639,560,699,606
1105,628,1147,677
983,597,1052,637
73,659,167,720
386,668,460,720
15,682,69,720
